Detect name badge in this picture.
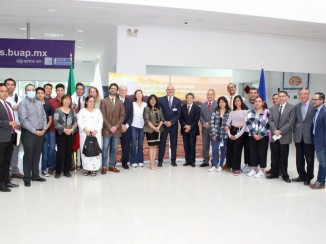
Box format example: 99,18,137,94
220,140,224,147
172,108,177,111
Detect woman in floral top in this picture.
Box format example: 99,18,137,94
209,96,231,172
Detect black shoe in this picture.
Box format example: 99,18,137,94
266,174,279,179
199,163,209,167
292,177,305,182
24,181,31,187
55,173,61,179
64,172,72,178
171,162,177,167
183,162,191,166
122,164,129,169
32,177,46,182
191,163,196,167
158,162,163,167
283,178,291,183
6,182,19,188
304,180,311,186
0,185,11,192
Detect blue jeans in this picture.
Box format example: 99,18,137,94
315,149,326,184
48,131,56,170
41,132,50,171
211,137,228,167
102,136,119,168
130,126,145,164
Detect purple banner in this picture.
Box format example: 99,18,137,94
0,38,75,69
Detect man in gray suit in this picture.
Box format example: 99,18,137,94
267,90,295,183
199,89,217,167
292,88,315,185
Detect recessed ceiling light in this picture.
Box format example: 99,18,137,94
77,29,84,33
19,27,27,31
45,32,63,38
77,46,83,49
47,9,56,12
76,39,83,42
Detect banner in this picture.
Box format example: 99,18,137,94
0,38,75,69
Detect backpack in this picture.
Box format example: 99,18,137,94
82,136,102,157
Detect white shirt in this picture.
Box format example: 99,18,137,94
6,93,21,123
279,102,287,115
71,93,85,111
131,102,147,128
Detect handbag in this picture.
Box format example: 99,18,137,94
82,136,102,157
229,126,238,136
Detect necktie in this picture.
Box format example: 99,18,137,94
277,105,282,128
208,102,211,110
111,98,115,106
4,102,14,132
187,105,191,115
168,96,172,109
301,103,307,120
78,97,81,111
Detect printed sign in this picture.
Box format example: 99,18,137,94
0,38,75,69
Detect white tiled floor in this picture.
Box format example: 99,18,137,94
1,146,326,244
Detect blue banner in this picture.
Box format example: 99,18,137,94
0,38,75,69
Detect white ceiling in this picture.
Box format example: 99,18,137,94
1,0,326,62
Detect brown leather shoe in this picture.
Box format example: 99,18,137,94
265,169,272,175
101,168,107,175
222,164,230,170
11,172,24,179
109,166,120,173
310,182,325,190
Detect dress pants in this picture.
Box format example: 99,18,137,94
228,134,245,170
158,124,178,163
21,129,44,181
0,141,14,186
9,144,20,174
201,127,211,164
270,141,290,179
121,127,131,165
55,133,74,174
295,138,315,180
182,133,197,164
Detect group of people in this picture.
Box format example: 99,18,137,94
0,79,325,193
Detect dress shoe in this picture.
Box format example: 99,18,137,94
283,178,291,183
64,172,72,177
265,169,273,175
24,181,31,187
171,162,177,167
55,173,61,179
32,176,46,182
222,164,230,170
183,162,191,166
266,174,279,179
191,163,196,167
304,179,311,186
109,166,120,173
122,164,129,169
200,163,209,167
158,162,163,167
6,182,19,188
310,182,325,190
101,168,107,175
0,185,11,192
11,172,24,179
292,177,305,182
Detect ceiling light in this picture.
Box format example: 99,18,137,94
77,29,84,33
77,46,83,49
76,39,83,42
45,33,63,38
19,27,27,31
47,9,56,12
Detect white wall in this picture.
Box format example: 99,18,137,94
115,25,326,75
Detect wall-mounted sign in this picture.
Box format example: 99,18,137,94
0,38,75,69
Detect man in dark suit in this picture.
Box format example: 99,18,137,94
267,90,295,183
0,83,19,192
180,93,201,167
199,89,217,167
310,92,326,190
292,88,315,185
158,85,181,167
119,85,133,169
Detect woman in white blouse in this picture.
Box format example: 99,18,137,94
78,95,103,176
130,90,147,167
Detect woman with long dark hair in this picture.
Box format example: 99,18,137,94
143,95,164,170
209,96,231,172
225,95,248,176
